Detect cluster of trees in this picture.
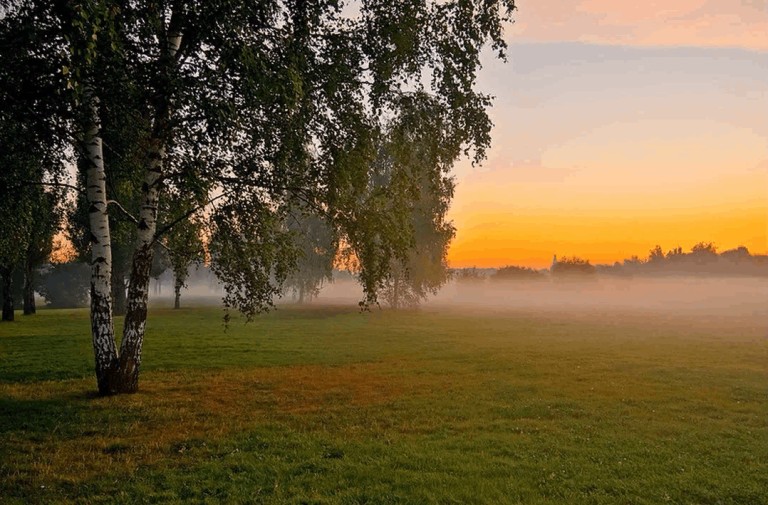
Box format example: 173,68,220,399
0,0,516,394
551,256,596,277
599,243,768,277
491,265,545,281
453,257,595,283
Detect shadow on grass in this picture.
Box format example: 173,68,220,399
0,389,113,438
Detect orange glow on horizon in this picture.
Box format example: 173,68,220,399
447,205,767,269
446,166,768,269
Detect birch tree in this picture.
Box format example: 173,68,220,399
3,0,516,394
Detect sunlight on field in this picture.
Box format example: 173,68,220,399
1,304,767,503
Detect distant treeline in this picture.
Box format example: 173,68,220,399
598,243,768,277
452,242,768,282
32,242,766,309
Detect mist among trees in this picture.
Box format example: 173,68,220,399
0,0,516,394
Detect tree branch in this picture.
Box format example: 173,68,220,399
152,190,235,244
107,200,139,224
18,180,82,193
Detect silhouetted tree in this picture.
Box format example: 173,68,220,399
666,246,684,260
552,256,596,277
648,245,664,263
720,246,750,263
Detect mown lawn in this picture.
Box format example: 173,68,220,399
1,305,766,504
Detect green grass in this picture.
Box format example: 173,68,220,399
1,305,766,504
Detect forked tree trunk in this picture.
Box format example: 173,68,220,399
83,88,119,395
1,266,13,322
23,259,35,315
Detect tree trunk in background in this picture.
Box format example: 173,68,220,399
23,259,35,315
1,267,14,322
111,265,127,316
83,89,119,395
174,274,182,309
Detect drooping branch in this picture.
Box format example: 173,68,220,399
106,200,139,225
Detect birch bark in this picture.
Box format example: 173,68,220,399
116,29,182,392
83,88,119,394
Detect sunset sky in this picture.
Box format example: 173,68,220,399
447,0,768,268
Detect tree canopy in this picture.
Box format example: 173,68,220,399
0,0,516,393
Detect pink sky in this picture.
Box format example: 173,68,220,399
512,0,768,51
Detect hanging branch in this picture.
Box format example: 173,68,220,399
106,200,139,224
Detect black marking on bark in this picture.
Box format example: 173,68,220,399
138,219,149,230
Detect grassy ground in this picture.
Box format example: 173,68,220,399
1,304,766,504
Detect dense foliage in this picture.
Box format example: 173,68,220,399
0,0,516,393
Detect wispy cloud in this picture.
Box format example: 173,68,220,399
511,0,768,51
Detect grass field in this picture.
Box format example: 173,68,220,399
1,304,767,504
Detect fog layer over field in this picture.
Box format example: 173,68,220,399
318,276,768,323
160,274,768,326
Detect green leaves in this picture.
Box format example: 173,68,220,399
3,0,515,316
209,200,298,321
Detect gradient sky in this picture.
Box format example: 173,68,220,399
447,0,768,268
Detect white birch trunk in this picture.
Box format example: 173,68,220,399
83,88,119,394
116,29,182,392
